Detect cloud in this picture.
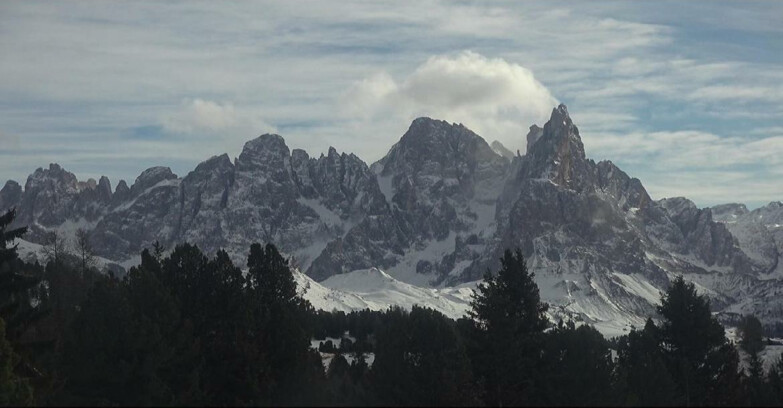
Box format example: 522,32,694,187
342,51,558,153
642,170,783,210
586,130,783,168
0,131,20,150
162,98,275,140
0,1,781,209
689,85,783,102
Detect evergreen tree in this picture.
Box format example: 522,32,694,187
246,242,320,405
326,354,357,404
469,249,548,406
59,275,133,404
768,355,783,405
538,321,614,406
0,317,33,406
658,276,743,406
59,249,203,405
739,314,772,405
0,209,27,264
0,208,42,403
371,306,478,406
738,314,765,356
614,318,677,406
0,208,39,342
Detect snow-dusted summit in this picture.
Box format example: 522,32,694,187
3,104,783,331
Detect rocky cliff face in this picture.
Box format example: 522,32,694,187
311,117,509,285
4,105,783,330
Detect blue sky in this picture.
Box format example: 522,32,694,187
0,1,781,209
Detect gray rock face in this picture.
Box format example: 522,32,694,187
3,105,783,328
375,118,508,239
365,117,509,284
491,140,515,160
659,197,751,272
0,180,22,211
711,201,783,275
711,203,749,222
526,124,543,154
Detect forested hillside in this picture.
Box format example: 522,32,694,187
2,208,783,406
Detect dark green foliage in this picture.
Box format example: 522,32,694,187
371,306,479,406
339,337,354,353
246,242,317,405
739,314,765,356
0,317,33,406
12,234,783,406
0,208,41,404
0,208,39,343
614,318,677,406
319,339,336,353
54,242,324,406
738,315,775,405
538,321,615,406
0,208,27,265
658,276,744,406
768,356,783,405
59,255,202,405
469,249,548,406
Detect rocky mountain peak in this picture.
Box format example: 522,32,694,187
115,180,129,195
241,133,288,155
130,166,177,197
490,140,515,160
395,117,487,151
525,124,544,153
711,203,750,222
4,106,782,331
751,201,783,226
659,196,699,215
236,134,291,174
192,153,233,175
379,117,503,176
110,179,131,206
22,163,81,202
523,104,589,189
0,180,22,210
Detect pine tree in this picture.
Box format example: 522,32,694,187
0,317,33,406
0,209,27,265
0,208,39,340
538,321,614,406
0,208,42,403
658,276,743,406
468,248,549,406
768,355,783,405
739,315,772,405
246,242,319,405
614,318,677,406
371,306,479,406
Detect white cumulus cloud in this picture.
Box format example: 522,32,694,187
342,51,558,154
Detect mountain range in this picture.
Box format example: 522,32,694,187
2,104,782,335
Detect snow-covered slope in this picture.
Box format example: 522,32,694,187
295,268,476,320
14,238,126,274
3,104,783,331
296,266,655,338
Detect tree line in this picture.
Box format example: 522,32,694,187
2,207,783,406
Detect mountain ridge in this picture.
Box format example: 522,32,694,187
3,105,783,330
